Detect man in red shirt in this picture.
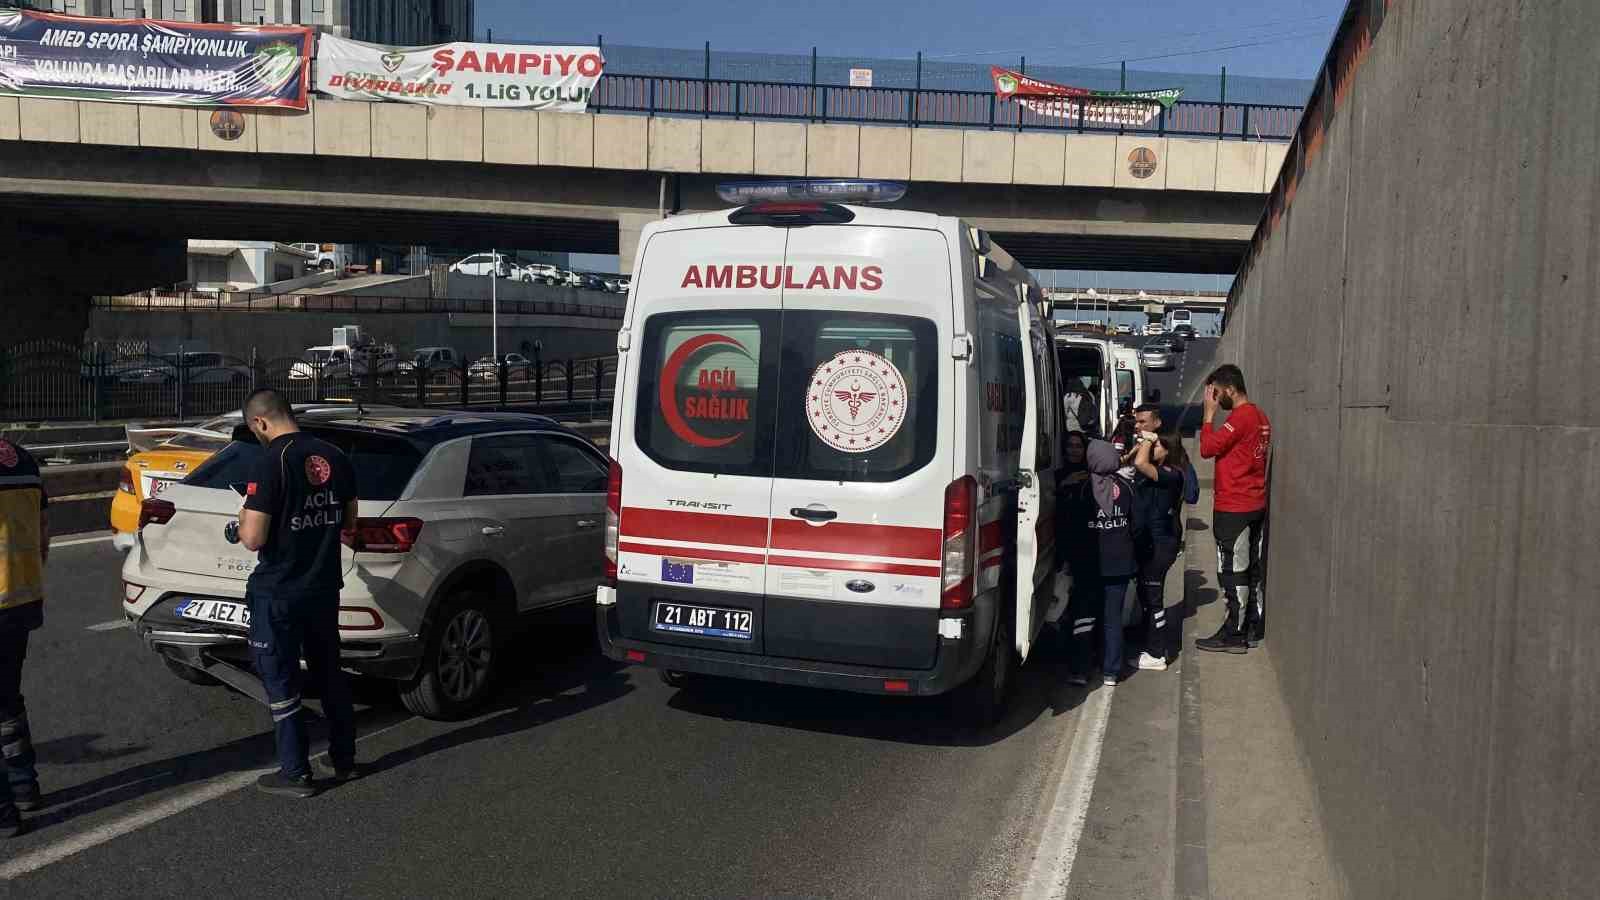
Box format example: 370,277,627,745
1194,365,1271,654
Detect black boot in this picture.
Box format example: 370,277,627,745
0,803,25,839
1194,620,1247,654
1244,612,1265,648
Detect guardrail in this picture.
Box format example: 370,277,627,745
0,339,619,423
93,293,627,320
591,73,1301,140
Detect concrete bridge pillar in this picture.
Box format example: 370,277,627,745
616,211,660,275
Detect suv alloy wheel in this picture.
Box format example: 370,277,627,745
400,591,501,720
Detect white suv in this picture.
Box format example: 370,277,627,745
121,410,608,720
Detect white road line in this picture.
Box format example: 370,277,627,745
0,715,418,880
51,533,115,548
84,619,128,632
1018,685,1115,900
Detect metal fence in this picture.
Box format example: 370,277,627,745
0,340,618,423
589,72,1301,140
93,292,626,319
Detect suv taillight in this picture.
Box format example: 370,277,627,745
940,476,977,610
343,517,423,553
118,467,136,495
138,498,176,529
604,458,622,587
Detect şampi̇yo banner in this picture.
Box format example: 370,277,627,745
315,34,603,110
991,66,1181,127
0,10,312,108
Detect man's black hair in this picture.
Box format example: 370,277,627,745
1204,364,1248,394
243,388,293,422
1134,403,1163,416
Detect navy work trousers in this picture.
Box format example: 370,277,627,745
1136,538,1180,659
248,590,355,779
0,623,37,815
1065,575,1133,679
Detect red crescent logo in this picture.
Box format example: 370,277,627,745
660,334,751,449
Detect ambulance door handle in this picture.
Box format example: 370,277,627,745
481,525,506,537
790,507,838,523
1016,471,1035,489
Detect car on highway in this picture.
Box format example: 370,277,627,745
1111,323,1134,336
122,410,609,720
1171,323,1198,342
290,345,400,383
1139,343,1175,371
1143,323,1165,336
113,351,253,387
469,352,534,381
450,252,514,279
518,264,563,285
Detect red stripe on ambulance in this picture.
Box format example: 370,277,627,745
620,507,768,548
770,519,940,561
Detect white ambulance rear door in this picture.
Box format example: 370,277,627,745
761,225,955,667
612,225,785,611
1013,296,1060,661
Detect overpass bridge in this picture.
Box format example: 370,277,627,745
0,71,1294,343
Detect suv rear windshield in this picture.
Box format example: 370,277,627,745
184,428,422,501
635,310,937,483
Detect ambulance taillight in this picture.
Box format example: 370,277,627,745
603,458,622,587
940,476,977,610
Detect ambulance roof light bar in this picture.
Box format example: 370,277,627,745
716,180,908,205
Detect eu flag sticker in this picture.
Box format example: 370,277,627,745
661,558,695,585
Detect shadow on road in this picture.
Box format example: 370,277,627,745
358,618,631,780
1184,567,1219,617
32,734,147,766
660,634,1087,748
21,610,627,835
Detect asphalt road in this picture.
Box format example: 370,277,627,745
1,342,1222,898
1123,334,1221,434
2,538,1098,899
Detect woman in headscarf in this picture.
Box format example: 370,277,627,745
1059,438,1139,686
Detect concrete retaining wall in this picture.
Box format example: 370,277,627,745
1215,2,1600,898
88,308,620,362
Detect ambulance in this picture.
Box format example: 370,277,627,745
596,181,1064,724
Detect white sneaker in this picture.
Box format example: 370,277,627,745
1136,651,1169,671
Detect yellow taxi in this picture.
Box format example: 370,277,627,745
111,416,235,550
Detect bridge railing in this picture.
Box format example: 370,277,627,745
591,73,1300,140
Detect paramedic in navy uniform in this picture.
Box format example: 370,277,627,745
231,390,360,798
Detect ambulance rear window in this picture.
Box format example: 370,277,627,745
773,312,938,483
634,312,778,477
